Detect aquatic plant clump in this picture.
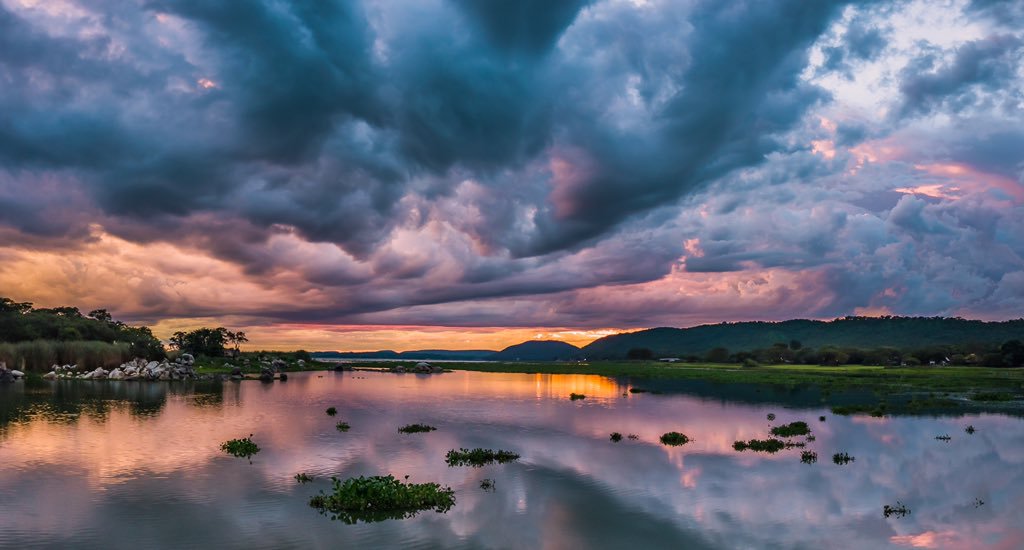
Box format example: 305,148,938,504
627,434,640,440
610,432,623,442
295,473,313,483
800,451,817,464
770,421,811,437
733,438,787,453
659,432,691,446
935,434,951,441
221,435,260,459
445,448,521,467
965,425,976,434
833,452,855,465
336,422,351,432
308,475,455,524
398,424,437,434
766,413,776,422
480,478,495,492
326,407,337,416
569,393,586,401
883,501,911,518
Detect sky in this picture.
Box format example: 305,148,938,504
0,0,1022,351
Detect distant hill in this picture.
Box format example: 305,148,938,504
490,340,581,361
312,349,496,361
580,317,1024,359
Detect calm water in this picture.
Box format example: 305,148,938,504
1,371,1022,549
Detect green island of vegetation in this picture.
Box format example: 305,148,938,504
308,475,455,524
398,423,437,434
659,432,691,446
221,435,260,459
770,421,811,438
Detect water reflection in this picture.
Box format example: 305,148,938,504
0,371,1021,549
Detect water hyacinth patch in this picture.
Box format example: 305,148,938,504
326,407,337,416
610,432,623,442
733,439,786,453
445,448,520,467
221,435,260,459
398,424,437,434
308,475,455,524
659,432,690,446
336,422,351,432
833,452,855,465
770,421,811,438
800,451,817,464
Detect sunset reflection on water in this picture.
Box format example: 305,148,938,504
1,370,1022,549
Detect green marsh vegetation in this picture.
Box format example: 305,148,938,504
659,432,691,446
832,452,855,465
971,391,1015,402
965,425,976,434
610,432,623,442
770,421,811,437
295,473,314,483
336,422,351,432
883,502,911,518
445,448,520,467
569,393,586,400
221,434,260,459
800,451,818,464
326,407,337,416
627,434,640,440
733,439,786,453
398,423,437,434
308,475,455,524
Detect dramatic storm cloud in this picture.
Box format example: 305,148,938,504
0,0,1021,349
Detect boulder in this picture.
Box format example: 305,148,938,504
179,353,195,366
297,359,306,366
146,361,159,370
272,358,287,371
230,366,242,377
259,367,274,383
43,371,58,380
0,368,13,384
333,363,353,372
279,373,288,381
90,368,108,380
109,368,124,380
11,370,24,378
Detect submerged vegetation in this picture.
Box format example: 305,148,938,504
221,435,260,459
770,421,811,437
445,448,520,467
308,475,455,524
659,432,691,446
398,423,437,434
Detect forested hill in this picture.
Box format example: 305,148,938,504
580,317,1024,359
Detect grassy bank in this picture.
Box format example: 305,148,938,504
0,340,133,371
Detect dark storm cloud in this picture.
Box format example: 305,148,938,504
898,34,1023,117
820,19,888,76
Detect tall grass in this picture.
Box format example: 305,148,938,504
0,340,132,372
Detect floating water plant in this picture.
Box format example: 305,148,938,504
326,407,337,416
819,416,826,422
336,422,351,432
766,413,776,422
629,388,649,393
770,421,811,437
659,432,691,446
627,434,640,440
308,475,455,524
965,425,976,434
569,393,586,401
221,434,260,459
973,497,984,508
806,435,816,442
480,479,495,492
935,434,951,442
445,448,520,467
295,473,313,483
610,432,623,442
733,439,785,453
398,424,437,434
883,501,911,518
832,452,855,465
800,451,818,464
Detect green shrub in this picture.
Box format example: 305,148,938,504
659,432,691,446
733,439,786,453
309,475,455,524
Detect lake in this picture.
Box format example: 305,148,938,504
1,370,1022,549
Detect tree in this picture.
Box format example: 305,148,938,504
706,347,730,363
0,297,33,314
626,347,654,360
1001,340,1024,367
789,340,802,351
169,327,230,357
88,309,113,324
226,330,249,353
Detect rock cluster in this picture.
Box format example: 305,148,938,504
0,363,25,383
41,354,204,382
389,362,444,374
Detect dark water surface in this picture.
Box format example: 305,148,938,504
1,371,1022,549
